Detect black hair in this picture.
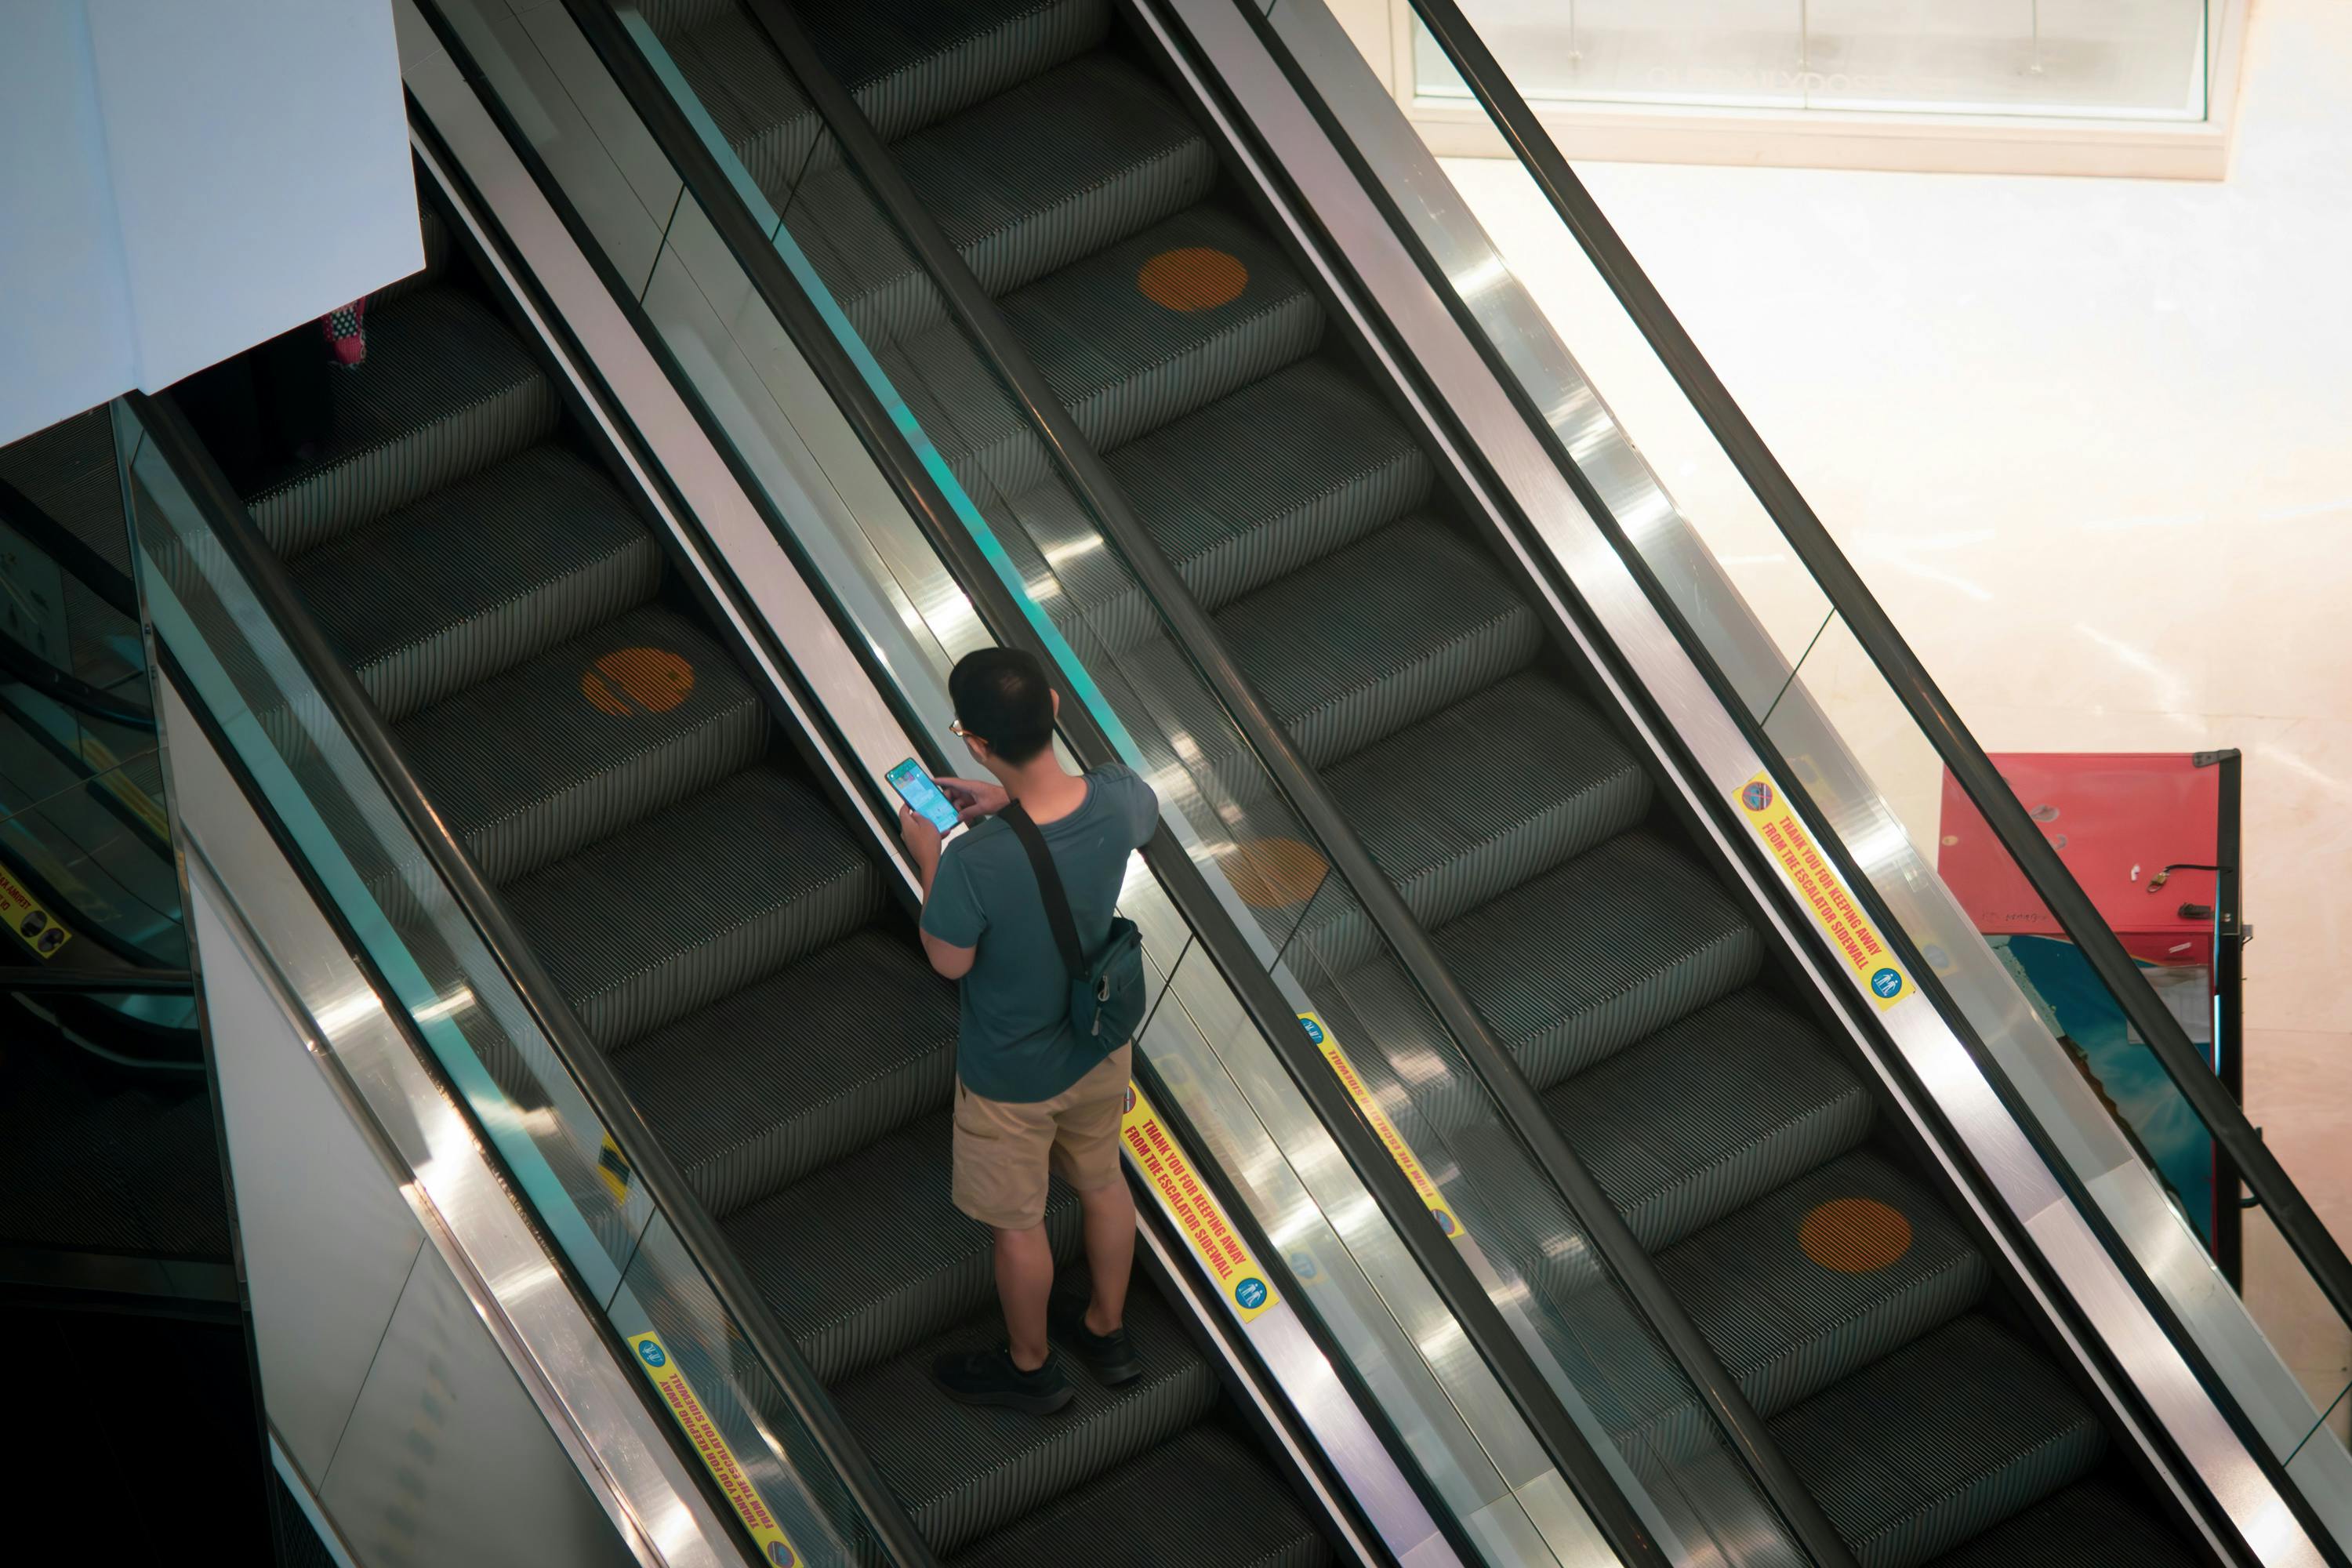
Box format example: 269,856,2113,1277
949,647,1055,764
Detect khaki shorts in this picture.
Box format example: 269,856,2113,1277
952,1044,1131,1232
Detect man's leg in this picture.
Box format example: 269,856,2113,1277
1075,1177,1134,1334
994,1221,1055,1371
942,1082,1073,1412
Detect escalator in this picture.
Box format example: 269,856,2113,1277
629,1,2206,1561
0,413,225,1302
164,181,1337,1563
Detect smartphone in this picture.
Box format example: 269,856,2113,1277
886,758,961,835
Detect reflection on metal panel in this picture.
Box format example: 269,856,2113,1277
321,1239,642,1568
160,670,743,1567
187,867,424,1486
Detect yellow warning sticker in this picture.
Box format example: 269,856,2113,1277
596,1134,632,1208
626,1332,804,1566
76,732,169,842
1120,1081,1278,1323
1301,1011,1465,1242
1734,772,1909,1010
0,864,73,960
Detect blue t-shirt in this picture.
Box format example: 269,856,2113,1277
919,765,1159,1102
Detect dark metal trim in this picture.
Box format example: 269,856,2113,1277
2212,749,2245,1287
1407,0,2352,1344
0,471,142,619
123,390,942,1568
0,964,191,994
0,633,154,729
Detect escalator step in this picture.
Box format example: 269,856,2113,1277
246,288,558,559
794,53,1215,343
1318,671,1650,967
950,1421,1334,1567
394,601,768,883
1022,356,1436,666
836,1284,1219,1555
655,0,1109,208
1218,515,1543,769
887,202,1322,500
290,444,662,723
1662,1149,1988,1418
801,0,1110,146
1118,355,1433,617
1549,988,1873,1252
723,1114,1083,1384
1435,829,1762,1094
1926,1475,2201,1567
1772,1314,2108,1568
619,928,957,1215
503,763,884,1047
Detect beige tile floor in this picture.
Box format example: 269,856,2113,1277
1442,0,2351,1443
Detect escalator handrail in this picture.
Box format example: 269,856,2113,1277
0,472,143,620
547,1,1682,1560
1405,0,2352,1341
0,964,191,994
681,2,1848,1560
121,389,945,1568
0,633,156,730
0,473,155,728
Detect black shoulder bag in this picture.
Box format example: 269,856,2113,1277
1000,801,1146,1049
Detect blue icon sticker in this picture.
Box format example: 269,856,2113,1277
637,1340,666,1368
768,1544,797,1566
1870,967,1904,1000
1741,780,1774,812
1234,1277,1269,1311
1436,1210,1457,1236
1299,1014,1325,1045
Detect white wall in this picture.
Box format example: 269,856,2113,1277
1,0,423,446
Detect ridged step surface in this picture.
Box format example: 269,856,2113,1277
291,444,662,723
503,763,886,1047
951,1423,1333,1568
249,289,557,559
1664,1150,1990,1419
793,53,1216,343
616,929,957,1214
1773,1315,2110,1568
720,1113,1081,1385
1928,1475,2201,1567
1550,989,1875,1253
1435,831,1765,1091
1220,514,1545,770
395,601,768,883
837,1286,1220,1555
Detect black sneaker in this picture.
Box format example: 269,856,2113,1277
1049,1298,1144,1386
931,1347,1074,1415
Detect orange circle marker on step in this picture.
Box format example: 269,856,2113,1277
1225,837,1328,909
583,648,695,716
1798,1196,1913,1273
1138,247,1248,311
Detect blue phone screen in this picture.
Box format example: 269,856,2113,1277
887,759,960,834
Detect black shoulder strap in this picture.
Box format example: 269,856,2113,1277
1000,800,1085,976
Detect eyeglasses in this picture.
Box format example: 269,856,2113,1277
949,720,976,740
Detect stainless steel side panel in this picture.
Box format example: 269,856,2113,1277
162,671,742,1568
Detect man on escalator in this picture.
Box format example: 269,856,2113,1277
898,648,1158,1415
